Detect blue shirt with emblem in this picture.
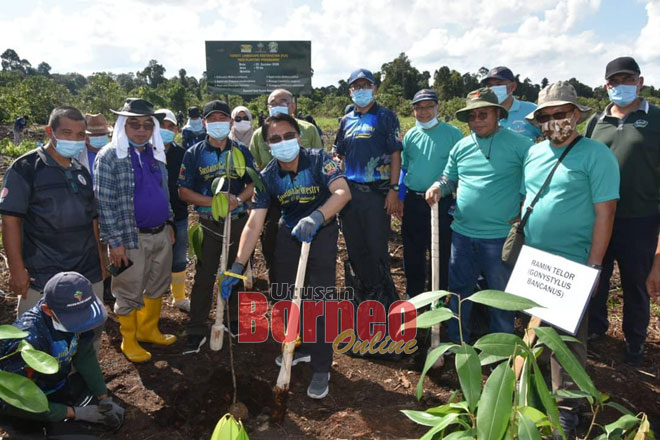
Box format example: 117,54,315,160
252,148,345,228
500,98,541,141
178,137,256,215
334,103,403,183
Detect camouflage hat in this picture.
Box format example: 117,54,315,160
455,88,508,123
525,81,592,124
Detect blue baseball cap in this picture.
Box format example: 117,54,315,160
482,66,515,83
412,89,438,105
44,272,107,333
348,68,375,85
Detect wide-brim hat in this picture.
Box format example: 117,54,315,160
111,98,156,117
44,272,107,333
85,113,113,135
525,81,592,124
455,88,508,122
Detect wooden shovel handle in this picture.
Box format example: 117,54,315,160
514,316,541,380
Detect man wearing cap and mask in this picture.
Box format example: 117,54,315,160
0,272,124,431
398,89,463,298
178,100,257,355
483,66,541,142
584,57,660,366
77,113,113,183
425,88,532,344
522,81,619,438
0,106,105,329
181,106,207,149
155,108,190,313
94,98,177,363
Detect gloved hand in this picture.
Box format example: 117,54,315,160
74,397,124,429
221,262,244,300
291,210,325,242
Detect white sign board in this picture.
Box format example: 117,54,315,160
505,245,600,335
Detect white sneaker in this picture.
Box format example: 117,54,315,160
173,298,190,313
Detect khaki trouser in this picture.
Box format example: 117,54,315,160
112,228,173,316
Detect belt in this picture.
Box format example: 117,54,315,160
138,223,166,234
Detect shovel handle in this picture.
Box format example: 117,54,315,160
430,203,442,366
210,210,233,352
514,316,541,380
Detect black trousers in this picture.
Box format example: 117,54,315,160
589,215,659,349
402,193,453,298
274,220,338,374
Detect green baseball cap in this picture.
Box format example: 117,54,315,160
525,81,592,124
455,88,508,123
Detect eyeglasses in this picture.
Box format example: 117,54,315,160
350,83,373,91
234,116,250,122
536,110,573,123
126,121,155,131
268,100,290,107
467,111,490,122
606,75,639,88
267,131,297,144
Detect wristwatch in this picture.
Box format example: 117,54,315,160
588,263,603,270
389,184,400,191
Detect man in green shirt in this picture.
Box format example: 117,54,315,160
585,57,660,366
399,89,462,298
426,88,532,343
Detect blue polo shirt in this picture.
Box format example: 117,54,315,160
178,138,255,215
500,98,541,141
252,149,345,228
334,103,403,183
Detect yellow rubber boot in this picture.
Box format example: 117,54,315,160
136,296,177,345
118,311,151,363
170,271,190,312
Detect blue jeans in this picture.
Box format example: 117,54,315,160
172,217,189,272
447,231,514,343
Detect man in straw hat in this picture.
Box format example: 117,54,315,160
94,98,176,363
77,113,113,183
425,88,533,344
522,81,619,438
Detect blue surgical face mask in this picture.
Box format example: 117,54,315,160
270,138,300,162
351,88,373,107
206,121,230,140
490,85,509,104
269,106,289,116
55,138,86,158
416,118,439,130
160,129,176,144
608,84,638,107
88,135,108,149
189,118,204,131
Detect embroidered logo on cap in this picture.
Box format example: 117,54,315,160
74,290,84,301
633,119,648,128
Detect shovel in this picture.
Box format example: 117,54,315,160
272,240,311,423
210,209,232,351
429,202,444,368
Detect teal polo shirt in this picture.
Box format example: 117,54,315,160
443,128,532,239
522,137,620,264
500,98,541,142
401,121,463,192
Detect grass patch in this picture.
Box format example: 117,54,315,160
0,138,38,158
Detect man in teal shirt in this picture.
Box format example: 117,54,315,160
399,89,462,297
523,81,619,439
426,88,532,343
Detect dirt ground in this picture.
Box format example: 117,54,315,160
0,127,658,439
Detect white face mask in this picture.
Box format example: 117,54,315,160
234,120,251,133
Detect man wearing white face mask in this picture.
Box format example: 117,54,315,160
483,66,541,142
0,106,105,319
584,57,660,366
178,100,257,355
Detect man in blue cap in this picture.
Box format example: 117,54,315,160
181,106,207,149
334,68,402,317
0,272,124,432
483,66,541,141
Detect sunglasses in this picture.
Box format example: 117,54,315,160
234,116,250,122
536,110,573,123
267,131,297,144
467,111,490,122
126,121,155,131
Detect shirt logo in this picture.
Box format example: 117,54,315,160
77,174,87,185
633,119,648,128
323,161,339,176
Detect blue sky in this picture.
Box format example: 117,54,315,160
1,0,658,89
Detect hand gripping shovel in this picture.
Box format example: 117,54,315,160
272,240,311,423
429,202,444,368
210,211,232,351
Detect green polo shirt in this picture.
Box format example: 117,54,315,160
443,128,532,239
249,118,323,170
522,137,620,263
401,121,463,192
585,99,660,218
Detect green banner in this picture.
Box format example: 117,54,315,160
206,41,312,96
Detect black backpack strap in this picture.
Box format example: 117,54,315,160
584,111,602,138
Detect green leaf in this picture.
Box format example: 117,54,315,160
210,414,242,440
518,414,542,440
516,358,531,407
407,290,453,310
245,166,265,192
211,176,224,195
531,360,562,437
454,343,482,413
426,402,469,417
0,371,49,413
559,335,581,344
0,325,28,340
466,290,541,311
517,406,551,427
212,192,229,220
479,352,509,366
419,413,462,440
416,342,456,400
443,430,477,440
20,346,59,375
474,332,530,357
605,401,634,416
477,362,515,440
553,389,594,405
415,308,455,328
188,223,203,262
401,409,446,427
231,147,246,177
535,327,599,401
604,414,641,438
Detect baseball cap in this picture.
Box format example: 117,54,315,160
348,68,375,85
412,89,438,105
43,272,107,333
202,100,231,118
455,88,508,122
188,106,201,118
605,57,641,79
155,108,177,125
482,66,515,83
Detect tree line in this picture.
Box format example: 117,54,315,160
2,49,659,125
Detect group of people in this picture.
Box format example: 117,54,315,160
0,56,658,438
